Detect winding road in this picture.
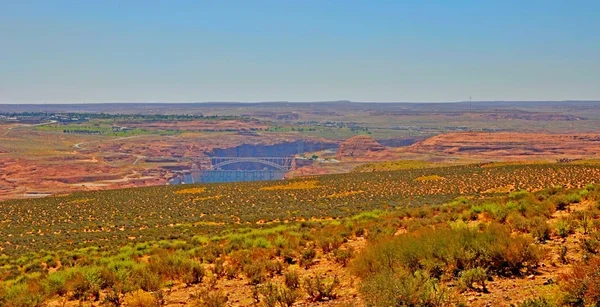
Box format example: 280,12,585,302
3,120,57,136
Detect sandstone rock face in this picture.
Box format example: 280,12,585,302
336,136,387,160
409,132,600,159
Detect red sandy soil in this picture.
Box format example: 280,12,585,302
409,132,600,160
0,157,167,201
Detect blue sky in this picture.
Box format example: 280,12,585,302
1,0,599,103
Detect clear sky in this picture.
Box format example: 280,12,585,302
1,0,599,104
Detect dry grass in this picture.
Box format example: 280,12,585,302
260,180,320,191
176,187,207,194
325,190,365,199
415,175,445,181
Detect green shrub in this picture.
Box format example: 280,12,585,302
23,262,44,274
45,271,68,296
354,224,542,279
300,247,316,269
561,256,600,306
360,270,453,307
123,289,158,307
559,246,568,264
530,217,551,242
458,267,487,292
507,212,529,232
277,285,301,307
333,248,354,267
2,281,46,307
258,282,278,307
284,269,300,290
265,260,283,276
509,190,530,201
258,282,301,307
354,227,365,237
182,261,205,285
213,258,225,279
252,237,272,249
243,262,267,286
581,237,600,255
556,219,575,238
129,266,162,292
303,274,339,301
148,251,197,281
519,297,555,307
44,256,58,269
566,193,582,204
472,202,509,222
273,236,288,250
553,196,571,210
190,288,228,307
67,270,101,301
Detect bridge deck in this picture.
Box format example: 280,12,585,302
203,156,294,171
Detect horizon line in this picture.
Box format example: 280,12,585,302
2,99,600,106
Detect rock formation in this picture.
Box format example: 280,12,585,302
336,135,387,160
409,132,600,160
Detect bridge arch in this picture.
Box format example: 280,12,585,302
209,157,292,171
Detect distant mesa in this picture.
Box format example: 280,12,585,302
408,132,600,159
336,135,387,160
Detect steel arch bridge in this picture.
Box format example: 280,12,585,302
207,157,293,171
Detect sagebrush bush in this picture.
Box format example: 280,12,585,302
148,251,194,280
333,247,354,267
360,270,453,307
354,224,542,279
45,271,68,296
284,269,300,290
458,267,487,292
553,196,571,211
67,270,101,301
507,212,529,233
190,288,228,307
559,246,568,264
258,282,301,307
556,218,576,238
561,256,600,306
213,258,225,278
529,217,551,242
519,297,555,307
1,281,46,307
123,289,158,307
300,247,316,269
129,266,162,292
243,262,267,285
183,261,205,285
303,274,339,301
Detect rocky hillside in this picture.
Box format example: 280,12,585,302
409,132,600,160
336,135,388,160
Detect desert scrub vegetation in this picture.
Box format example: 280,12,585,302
353,224,542,303
560,256,600,306
350,183,600,306
1,165,600,305
360,269,455,307
351,159,444,172
1,163,599,257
